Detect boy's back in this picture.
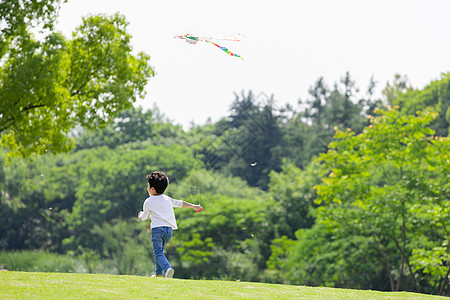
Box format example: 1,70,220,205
140,194,183,229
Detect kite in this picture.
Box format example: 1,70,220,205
175,33,244,60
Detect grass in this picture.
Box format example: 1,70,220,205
0,271,447,300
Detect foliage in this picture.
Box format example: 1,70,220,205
393,73,450,136
75,106,184,150
176,194,267,250
0,0,65,50
92,219,153,275
176,233,214,278
0,250,84,273
382,74,413,106
0,150,73,251
280,224,386,289
0,11,153,159
208,90,285,189
411,243,450,296
281,73,374,169
268,160,320,239
168,193,269,280
266,236,296,270
170,168,264,201
314,107,450,294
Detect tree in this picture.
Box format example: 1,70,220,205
268,161,319,239
324,74,366,133
315,107,450,294
305,77,329,127
0,0,66,57
75,106,184,150
174,193,270,280
0,149,73,252
281,224,386,289
393,73,450,137
92,219,151,275
0,12,154,159
382,73,413,106
175,233,214,278
218,91,284,189
283,74,373,169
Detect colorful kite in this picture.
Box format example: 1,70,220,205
175,33,244,60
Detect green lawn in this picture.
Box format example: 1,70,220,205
0,271,446,299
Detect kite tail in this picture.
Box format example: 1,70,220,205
207,41,244,60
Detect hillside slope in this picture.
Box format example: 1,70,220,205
0,271,446,299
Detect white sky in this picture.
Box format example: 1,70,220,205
56,0,450,129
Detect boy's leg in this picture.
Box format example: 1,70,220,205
151,227,173,274
151,227,165,275
154,258,163,276
162,227,174,277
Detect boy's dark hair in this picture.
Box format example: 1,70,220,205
147,171,169,194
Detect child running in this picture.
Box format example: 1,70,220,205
138,171,203,278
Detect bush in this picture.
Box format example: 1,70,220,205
0,250,85,273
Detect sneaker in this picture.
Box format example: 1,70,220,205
164,268,174,278
151,274,163,278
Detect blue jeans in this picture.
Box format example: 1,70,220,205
151,226,173,275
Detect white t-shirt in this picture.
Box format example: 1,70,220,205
139,194,183,229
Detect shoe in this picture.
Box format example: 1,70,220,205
151,274,163,277
164,268,174,278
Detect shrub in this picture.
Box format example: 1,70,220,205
0,250,85,273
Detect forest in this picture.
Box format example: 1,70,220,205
1,1,449,297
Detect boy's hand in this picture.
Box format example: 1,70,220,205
182,201,203,212
138,211,143,219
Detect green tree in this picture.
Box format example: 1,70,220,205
382,73,413,106
266,235,296,271
284,74,374,169
173,192,270,279
268,161,320,239
281,224,385,289
0,146,113,252
216,91,284,189
0,0,65,57
176,233,214,278
315,107,450,294
75,106,184,150
92,219,151,275
323,74,366,133
305,77,329,127
0,13,153,159
0,151,73,251
393,73,450,137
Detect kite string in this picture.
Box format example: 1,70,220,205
169,147,202,206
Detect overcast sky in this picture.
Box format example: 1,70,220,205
56,0,450,129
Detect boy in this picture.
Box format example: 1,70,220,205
138,171,203,278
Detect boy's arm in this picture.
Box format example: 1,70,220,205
138,199,150,220
182,201,203,212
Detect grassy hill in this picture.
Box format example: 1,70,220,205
0,271,446,299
